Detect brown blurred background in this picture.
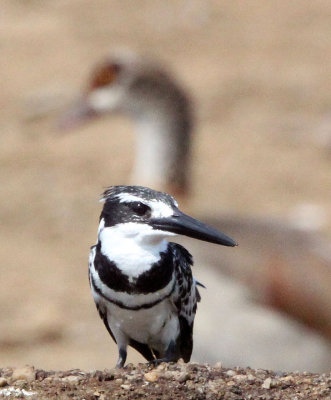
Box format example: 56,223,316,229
1,1,330,372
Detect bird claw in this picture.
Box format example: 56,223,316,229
147,358,165,367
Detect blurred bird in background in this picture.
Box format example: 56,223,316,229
59,50,331,371
59,51,192,197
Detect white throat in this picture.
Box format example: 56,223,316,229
98,219,172,280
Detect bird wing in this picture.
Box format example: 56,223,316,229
169,243,201,362
89,245,117,342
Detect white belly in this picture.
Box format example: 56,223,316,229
107,299,179,351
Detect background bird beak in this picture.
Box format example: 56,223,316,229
150,210,237,247
57,98,97,131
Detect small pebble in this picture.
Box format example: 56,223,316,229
0,378,8,387
156,363,167,372
164,371,175,380
13,380,27,387
280,376,294,382
11,366,36,383
226,370,236,377
233,374,247,382
262,377,272,389
173,372,190,383
126,374,138,381
144,371,160,382
120,384,131,390
61,375,82,383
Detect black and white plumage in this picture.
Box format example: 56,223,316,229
89,185,236,367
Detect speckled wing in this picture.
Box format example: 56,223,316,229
169,243,201,362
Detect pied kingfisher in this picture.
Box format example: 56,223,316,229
89,185,236,367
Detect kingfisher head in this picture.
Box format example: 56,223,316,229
98,185,237,247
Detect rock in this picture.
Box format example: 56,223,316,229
262,377,272,389
156,363,167,372
280,375,294,382
11,366,36,383
13,380,27,387
120,384,131,390
173,372,190,383
233,374,248,382
0,378,8,387
92,393,106,400
144,371,160,382
36,370,48,380
164,371,175,380
126,374,138,381
61,375,82,383
0,388,37,397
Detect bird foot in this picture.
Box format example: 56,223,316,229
148,341,179,366
147,358,169,367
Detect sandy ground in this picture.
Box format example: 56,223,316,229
1,1,331,371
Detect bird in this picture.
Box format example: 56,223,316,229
88,185,236,368
59,52,331,370
59,51,192,196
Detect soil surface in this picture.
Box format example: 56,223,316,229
1,363,330,400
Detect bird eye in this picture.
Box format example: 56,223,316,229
130,202,151,217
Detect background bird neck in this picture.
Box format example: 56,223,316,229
132,114,191,193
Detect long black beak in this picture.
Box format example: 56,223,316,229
149,210,237,247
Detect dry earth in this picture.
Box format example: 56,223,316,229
0,364,330,400
1,0,331,372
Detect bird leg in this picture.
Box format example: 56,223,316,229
116,348,127,368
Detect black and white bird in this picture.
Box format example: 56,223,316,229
89,185,236,367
